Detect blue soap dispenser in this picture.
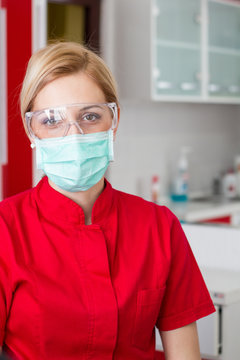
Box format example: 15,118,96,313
171,147,191,202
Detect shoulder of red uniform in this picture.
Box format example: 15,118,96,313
0,187,35,219
112,187,177,223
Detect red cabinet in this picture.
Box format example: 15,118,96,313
0,0,32,198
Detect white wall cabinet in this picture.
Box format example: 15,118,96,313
155,267,240,360
208,0,240,99
113,0,240,103
152,0,202,98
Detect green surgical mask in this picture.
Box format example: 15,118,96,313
33,130,114,192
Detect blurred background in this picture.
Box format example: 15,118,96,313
1,1,240,359
1,1,240,210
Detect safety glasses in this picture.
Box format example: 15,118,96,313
25,102,118,139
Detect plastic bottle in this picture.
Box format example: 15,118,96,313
171,147,190,202
234,155,240,197
222,169,237,199
151,175,160,203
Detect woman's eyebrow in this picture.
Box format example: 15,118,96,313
78,105,103,111
35,104,104,113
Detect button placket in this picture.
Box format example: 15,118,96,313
80,226,118,359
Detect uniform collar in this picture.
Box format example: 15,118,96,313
33,176,115,225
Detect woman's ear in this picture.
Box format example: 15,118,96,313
113,107,120,140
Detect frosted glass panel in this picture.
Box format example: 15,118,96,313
209,53,240,97
209,1,240,49
155,0,201,44
154,46,201,96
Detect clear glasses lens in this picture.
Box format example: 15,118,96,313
27,103,117,139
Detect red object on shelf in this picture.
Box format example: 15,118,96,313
151,175,160,203
2,0,32,198
201,215,231,224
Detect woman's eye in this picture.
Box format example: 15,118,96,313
42,118,60,127
82,113,100,122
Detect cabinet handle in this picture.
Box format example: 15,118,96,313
153,68,161,79
195,72,202,81
152,6,160,17
157,81,173,90
193,13,202,25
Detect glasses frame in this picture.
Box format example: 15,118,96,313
25,102,118,139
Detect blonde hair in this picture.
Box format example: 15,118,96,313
20,42,119,131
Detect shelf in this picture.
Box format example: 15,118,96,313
209,46,240,57
151,94,240,104
154,39,200,51
209,0,240,8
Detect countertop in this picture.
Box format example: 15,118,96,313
160,197,240,224
201,267,240,305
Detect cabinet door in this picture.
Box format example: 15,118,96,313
152,0,201,98
208,0,240,98
155,0,200,43
197,305,221,356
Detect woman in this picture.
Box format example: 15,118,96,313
0,42,215,359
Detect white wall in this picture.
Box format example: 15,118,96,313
108,101,240,200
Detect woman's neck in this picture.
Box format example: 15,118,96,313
48,177,105,225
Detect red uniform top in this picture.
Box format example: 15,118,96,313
0,177,215,360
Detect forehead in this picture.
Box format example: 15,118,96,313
33,72,106,111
